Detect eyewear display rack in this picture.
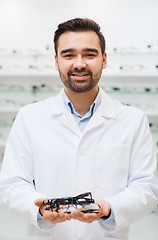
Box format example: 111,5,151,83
0,48,158,174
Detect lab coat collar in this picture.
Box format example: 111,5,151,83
50,89,82,136
99,88,117,119
49,89,65,115
49,88,117,119
49,88,117,137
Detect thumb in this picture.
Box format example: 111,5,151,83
34,198,46,207
95,199,111,216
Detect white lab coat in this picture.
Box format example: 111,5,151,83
0,88,158,240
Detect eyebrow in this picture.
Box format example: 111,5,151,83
60,48,99,55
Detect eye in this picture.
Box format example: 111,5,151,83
64,54,74,58
85,53,96,58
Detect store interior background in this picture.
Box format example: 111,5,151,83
0,0,158,239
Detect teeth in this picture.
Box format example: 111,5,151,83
72,74,88,76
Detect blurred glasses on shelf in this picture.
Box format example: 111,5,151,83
107,46,140,54
0,99,19,107
115,102,156,113
23,49,40,57
7,64,25,71
0,82,62,93
0,47,52,57
39,64,54,71
146,44,158,52
108,44,158,54
106,85,158,94
132,103,156,112
149,122,158,131
0,65,55,72
119,64,145,72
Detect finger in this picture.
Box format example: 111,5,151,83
82,212,103,221
50,217,67,224
70,210,82,219
51,214,67,224
75,214,96,223
34,198,46,207
95,199,111,217
43,210,59,221
43,210,71,222
71,211,102,223
49,213,71,224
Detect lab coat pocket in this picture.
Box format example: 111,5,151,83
95,144,130,189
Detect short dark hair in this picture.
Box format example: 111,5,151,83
54,18,106,55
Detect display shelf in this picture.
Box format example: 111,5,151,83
102,74,158,79
0,107,20,113
103,72,158,77
0,89,60,94
0,71,158,78
0,49,52,57
106,91,158,95
108,51,158,55
0,71,58,77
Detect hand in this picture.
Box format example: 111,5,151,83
34,198,71,224
70,199,111,223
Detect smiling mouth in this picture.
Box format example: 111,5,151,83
71,73,89,77
70,72,91,81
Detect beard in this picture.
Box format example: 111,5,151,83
58,67,103,93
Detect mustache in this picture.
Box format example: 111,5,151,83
68,68,92,76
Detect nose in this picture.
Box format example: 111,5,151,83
73,55,86,69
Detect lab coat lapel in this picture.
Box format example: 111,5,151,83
84,89,117,133
61,109,82,137
50,90,82,137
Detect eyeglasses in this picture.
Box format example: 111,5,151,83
43,192,100,214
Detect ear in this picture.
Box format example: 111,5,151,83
102,52,107,69
55,55,58,70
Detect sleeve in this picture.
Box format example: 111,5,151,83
105,113,158,232
98,208,116,232
37,211,56,230
0,109,53,231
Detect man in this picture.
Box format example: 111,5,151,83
0,18,158,240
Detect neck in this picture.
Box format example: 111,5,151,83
64,86,99,117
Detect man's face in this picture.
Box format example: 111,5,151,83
55,31,107,93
